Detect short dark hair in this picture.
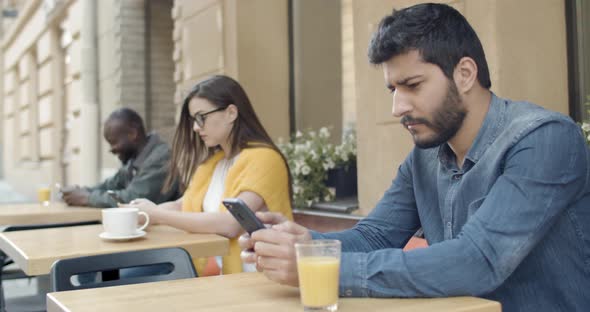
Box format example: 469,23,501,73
368,3,491,89
107,107,146,136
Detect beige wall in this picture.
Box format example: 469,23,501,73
352,0,570,213
341,0,357,128
172,0,289,141
292,0,342,142
1,0,72,198
148,0,176,142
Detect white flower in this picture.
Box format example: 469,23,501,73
306,200,313,207
341,153,349,162
328,188,335,197
296,131,303,138
323,159,335,171
311,150,318,161
582,123,590,132
295,144,305,154
309,131,316,138
301,165,311,175
587,134,590,142
319,127,330,139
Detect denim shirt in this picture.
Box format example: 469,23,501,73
313,94,590,311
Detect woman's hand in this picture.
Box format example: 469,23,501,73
120,198,159,225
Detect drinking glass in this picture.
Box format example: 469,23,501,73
295,240,341,312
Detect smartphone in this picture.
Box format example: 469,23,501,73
106,190,124,204
222,198,265,235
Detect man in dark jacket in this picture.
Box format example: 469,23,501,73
62,108,179,207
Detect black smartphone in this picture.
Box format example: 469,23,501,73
222,198,265,235
106,190,124,204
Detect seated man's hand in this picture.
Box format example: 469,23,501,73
241,212,312,287
62,188,90,206
239,212,292,267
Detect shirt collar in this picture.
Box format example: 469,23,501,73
438,93,506,169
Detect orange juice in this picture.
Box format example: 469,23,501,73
297,256,340,308
37,187,51,205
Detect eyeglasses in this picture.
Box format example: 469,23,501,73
189,107,226,128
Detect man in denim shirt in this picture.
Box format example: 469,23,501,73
240,3,590,311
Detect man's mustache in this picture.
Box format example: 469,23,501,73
401,116,432,128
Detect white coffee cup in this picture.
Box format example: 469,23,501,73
101,208,149,237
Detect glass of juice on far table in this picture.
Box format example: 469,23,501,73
295,239,341,311
37,186,51,206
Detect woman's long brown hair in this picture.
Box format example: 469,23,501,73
163,75,292,199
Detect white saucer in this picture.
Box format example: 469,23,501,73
99,230,146,241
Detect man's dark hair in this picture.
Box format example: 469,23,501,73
107,107,146,136
368,3,491,89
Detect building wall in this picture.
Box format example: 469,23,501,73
62,0,85,186
96,0,122,177
2,0,71,198
292,0,342,142
147,0,175,142
352,0,570,213
341,0,357,129
172,0,290,141
1,0,177,196
97,0,176,178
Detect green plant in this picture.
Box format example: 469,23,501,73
278,127,356,208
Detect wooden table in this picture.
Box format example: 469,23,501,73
0,224,228,276
46,272,501,312
0,203,101,226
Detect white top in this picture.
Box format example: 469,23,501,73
203,155,238,213
202,154,256,273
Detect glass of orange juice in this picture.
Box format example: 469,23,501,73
37,186,51,206
295,239,341,311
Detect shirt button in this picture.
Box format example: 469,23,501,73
446,222,452,227
345,289,353,296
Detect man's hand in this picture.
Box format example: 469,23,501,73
62,188,90,206
239,211,312,287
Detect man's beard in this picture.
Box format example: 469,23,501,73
401,81,467,149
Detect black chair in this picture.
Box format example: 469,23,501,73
0,220,100,312
50,247,197,292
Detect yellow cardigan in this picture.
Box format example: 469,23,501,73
182,146,293,274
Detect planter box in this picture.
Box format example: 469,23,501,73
325,163,358,199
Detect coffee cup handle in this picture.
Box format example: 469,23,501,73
137,211,150,231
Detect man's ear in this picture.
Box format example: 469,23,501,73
226,104,239,123
453,57,478,94
127,126,139,141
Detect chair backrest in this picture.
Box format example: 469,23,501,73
50,247,197,292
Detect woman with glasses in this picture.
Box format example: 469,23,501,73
125,75,293,275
